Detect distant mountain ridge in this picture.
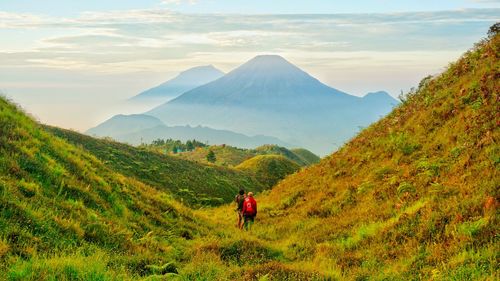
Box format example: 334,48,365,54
87,114,163,137
130,65,224,103
86,114,290,148
92,55,398,155
145,55,399,155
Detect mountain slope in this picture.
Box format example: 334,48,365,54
47,126,266,206
290,148,321,165
253,33,499,279
130,65,224,103
0,95,211,279
196,32,499,279
146,55,398,155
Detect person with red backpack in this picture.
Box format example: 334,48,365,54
242,192,257,230
235,189,246,229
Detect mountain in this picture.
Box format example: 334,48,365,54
129,65,224,104
161,55,354,107
86,114,290,148
86,114,163,137
200,31,500,279
146,55,399,155
362,90,397,110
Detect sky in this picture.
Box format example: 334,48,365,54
0,1,499,131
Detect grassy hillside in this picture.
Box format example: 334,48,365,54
45,126,265,207
176,144,253,167
236,155,301,188
192,31,500,279
149,142,320,168
253,145,320,166
290,148,322,166
0,96,211,279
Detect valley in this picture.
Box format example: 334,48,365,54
0,25,498,281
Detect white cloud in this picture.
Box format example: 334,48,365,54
469,0,500,3
161,0,198,5
0,8,497,74
0,11,52,29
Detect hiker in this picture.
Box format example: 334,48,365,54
242,192,257,230
235,189,246,229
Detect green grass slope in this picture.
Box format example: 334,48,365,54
176,144,253,167
0,96,211,279
194,31,499,280
290,148,321,165
45,126,265,206
168,143,319,168
253,145,316,166
236,155,301,188
140,140,320,168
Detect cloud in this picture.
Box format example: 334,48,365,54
469,0,500,3
0,11,53,29
44,34,139,48
161,0,198,5
0,8,498,74
77,9,178,24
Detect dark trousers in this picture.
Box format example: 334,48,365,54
243,214,255,230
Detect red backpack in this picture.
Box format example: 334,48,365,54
243,197,256,215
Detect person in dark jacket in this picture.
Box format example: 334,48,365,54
242,192,257,230
235,189,246,229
